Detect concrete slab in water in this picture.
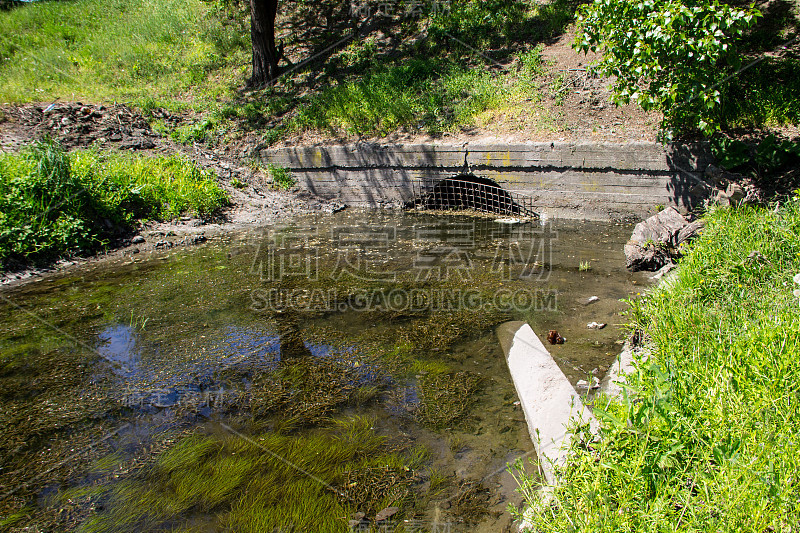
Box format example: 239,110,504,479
496,321,598,487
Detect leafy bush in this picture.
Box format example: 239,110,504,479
575,0,761,136
0,141,228,268
711,135,752,169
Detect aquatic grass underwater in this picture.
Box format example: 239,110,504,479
0,212,646,530
517,198,800,531
80,417,421,533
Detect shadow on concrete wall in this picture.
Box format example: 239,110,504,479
665,143,714,211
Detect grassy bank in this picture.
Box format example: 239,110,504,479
0,0,247,106
0,0,575,143
2,0,797,143
517,199,800,530
0,0,569,138
0,141,228,269
154,0,571,145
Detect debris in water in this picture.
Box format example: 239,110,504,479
577,377,601,390
375,506,399,522
547,330,565,344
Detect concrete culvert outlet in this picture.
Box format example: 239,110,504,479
414,174,537,217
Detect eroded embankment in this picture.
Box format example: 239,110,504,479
0,103,346,287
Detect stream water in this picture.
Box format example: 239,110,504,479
0,211,650,532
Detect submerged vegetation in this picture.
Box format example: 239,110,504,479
0,218,535,529
518,197,800,530
415,370,483,430
80,417,422,533
247,355,385,427
0,140,228,268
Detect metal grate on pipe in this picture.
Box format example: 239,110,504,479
409,174,538,218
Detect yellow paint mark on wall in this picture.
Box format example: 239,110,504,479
581,178,601,193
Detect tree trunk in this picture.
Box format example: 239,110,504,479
248,0,279,87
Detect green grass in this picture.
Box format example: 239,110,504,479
267,163,294,190
1,0,797,142
720,58,800,130
0,0,247,106
154,40,550,144
0,140,228,268
0,0,567,143
288,45,547,137
517,198,800,531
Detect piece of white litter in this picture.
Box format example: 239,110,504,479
583,296,600,305
587,322,607,329
577,377,602,390
494,217,522,224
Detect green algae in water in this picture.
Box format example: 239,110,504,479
82,417,421,533
414,371,483,430
247,354,387,427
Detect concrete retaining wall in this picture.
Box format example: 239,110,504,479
258,142,715,220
